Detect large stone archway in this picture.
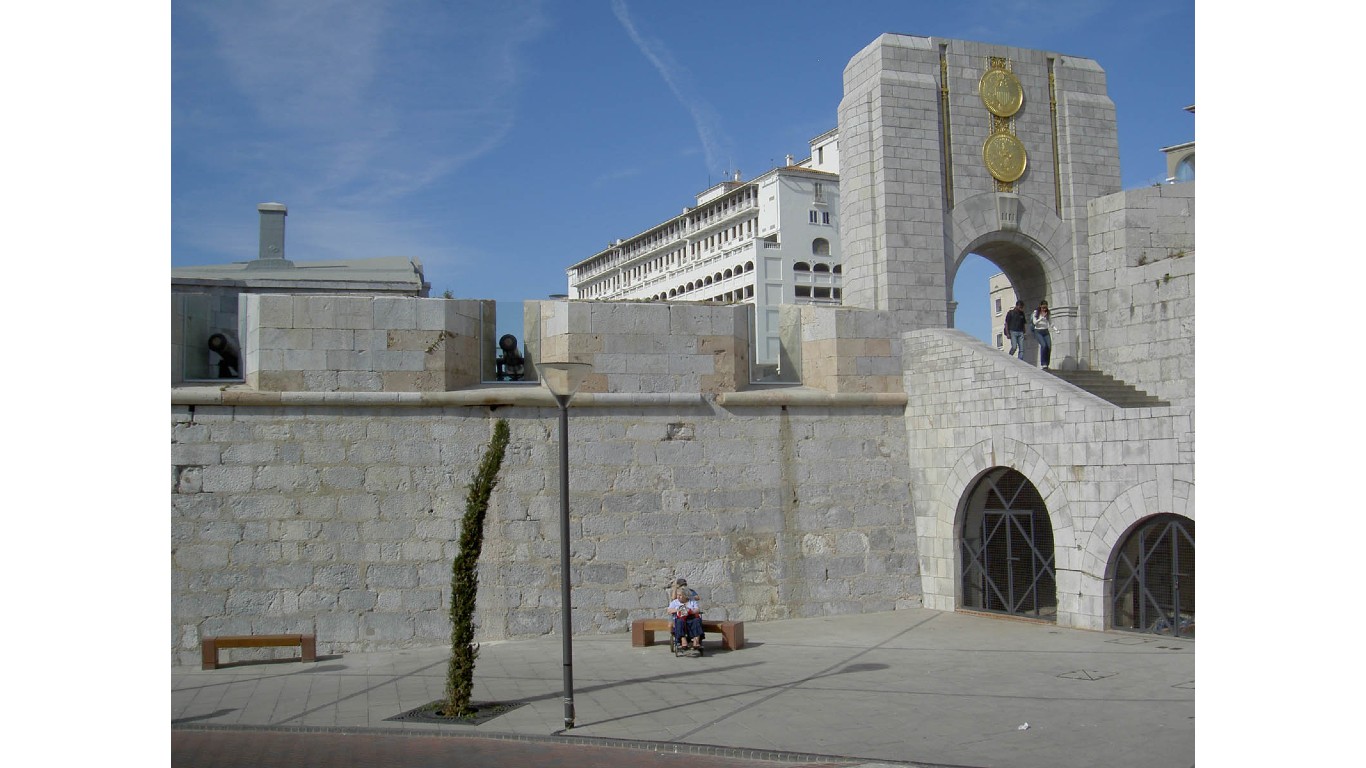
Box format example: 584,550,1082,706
837,33,1119,350
947,191,1086,367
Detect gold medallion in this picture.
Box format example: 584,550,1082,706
979,69,1024,117
983,133,1027,183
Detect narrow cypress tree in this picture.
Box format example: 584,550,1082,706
442,419,510,717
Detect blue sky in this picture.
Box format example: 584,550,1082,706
171,0,1194,344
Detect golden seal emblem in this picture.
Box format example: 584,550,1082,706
983,133,1027,183
979,69,1024,117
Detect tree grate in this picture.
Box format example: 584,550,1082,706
386,700,528,726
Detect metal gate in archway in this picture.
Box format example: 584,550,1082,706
959,468,1057,620
1111,514,1194,637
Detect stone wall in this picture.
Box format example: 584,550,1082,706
240,295,489,392
528,300,749,394
901,328,1194,630
170,388,917,665
1085,182,1195,406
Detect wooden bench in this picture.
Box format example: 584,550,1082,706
631,618,745,651
201,634,317,670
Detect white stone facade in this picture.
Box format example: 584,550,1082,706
567,132,843,369
1085,182,1195,406
901,328,1193,630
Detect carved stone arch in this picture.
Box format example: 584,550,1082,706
1082,479,1195,633
948,192,1085,367
1054,475,1196,631
922,437,1076,615
948,192,1074,312
951,437,1076,549
1079,479,1193,578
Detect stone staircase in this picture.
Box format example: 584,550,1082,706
1046,368,1168,408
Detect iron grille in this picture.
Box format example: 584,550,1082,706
960,468,1057,620
1111,514,1194,637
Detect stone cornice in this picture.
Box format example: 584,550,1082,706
171,386,907,409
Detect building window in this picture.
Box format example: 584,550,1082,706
812,238,830,256
996,333,1004,348
793,262,811,272
1175,155,1194,182
995,298,1002,315
821,211,830,225
813,263,830,273
809,210,819,223
795,285,812,298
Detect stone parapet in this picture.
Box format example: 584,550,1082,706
241,295,487,392
526,300,749,394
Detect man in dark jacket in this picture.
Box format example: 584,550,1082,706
1004,300,1027,360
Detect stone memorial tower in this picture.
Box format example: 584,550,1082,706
838,34,1121,368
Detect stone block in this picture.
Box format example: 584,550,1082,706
360,613,415,643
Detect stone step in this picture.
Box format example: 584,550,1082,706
1045,368,1168,408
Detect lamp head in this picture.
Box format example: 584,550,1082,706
539,361,592,399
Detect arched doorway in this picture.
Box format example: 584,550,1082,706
1109,514,1195,637
959,467,1057,620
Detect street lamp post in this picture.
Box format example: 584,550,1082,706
539,361,592,730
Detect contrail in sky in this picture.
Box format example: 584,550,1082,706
611,0,735,177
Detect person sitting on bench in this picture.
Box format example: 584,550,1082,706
669,578,704,656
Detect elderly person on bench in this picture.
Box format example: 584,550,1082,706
669,578,704,656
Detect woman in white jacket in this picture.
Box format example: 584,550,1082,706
1032,301,1055,369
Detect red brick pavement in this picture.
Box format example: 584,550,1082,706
172,729,853,768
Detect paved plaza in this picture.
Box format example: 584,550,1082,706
172,608,1194,768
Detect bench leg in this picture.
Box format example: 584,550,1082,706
301,635,317,663
201,640,219,670
632,626,656,647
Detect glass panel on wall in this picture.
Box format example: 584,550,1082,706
480,299,537,384
179,292,241,382
748,304,801,384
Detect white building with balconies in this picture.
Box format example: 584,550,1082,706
567,130,841,369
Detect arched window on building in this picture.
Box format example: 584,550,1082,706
813,263,830,273
813,238,830,256
793,262,811,272
1175,155,1194,182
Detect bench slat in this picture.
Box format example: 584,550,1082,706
209,634,306,648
